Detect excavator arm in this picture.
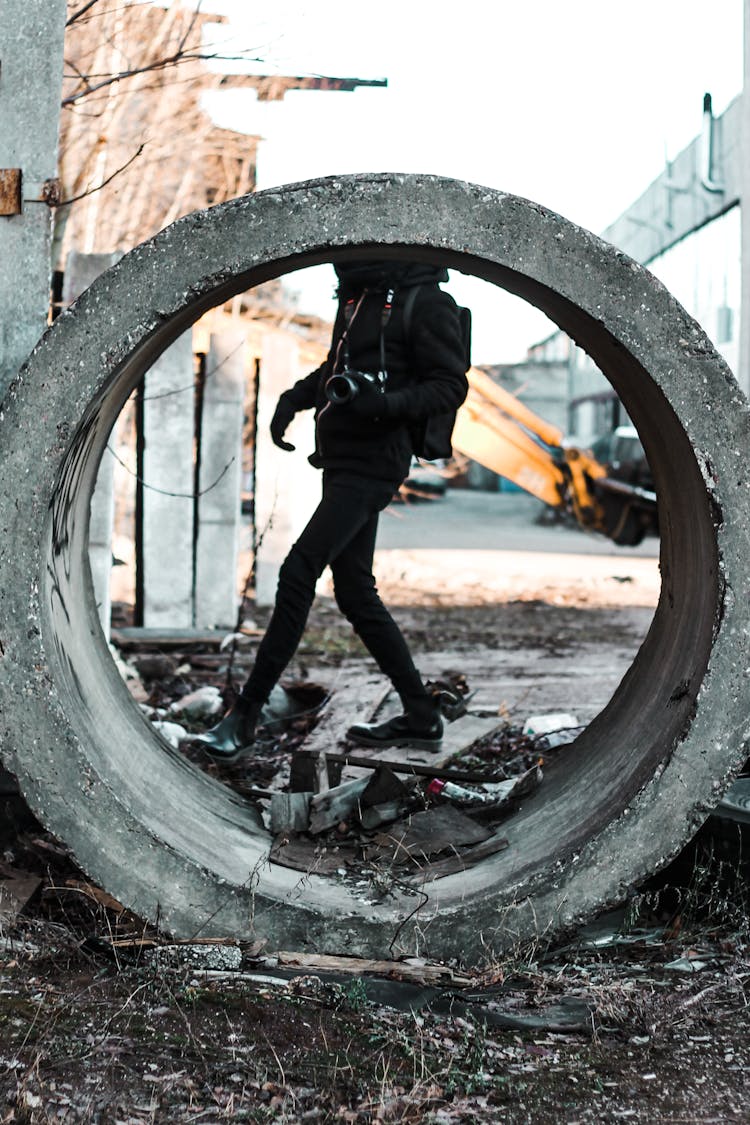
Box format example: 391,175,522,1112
450,367,658,546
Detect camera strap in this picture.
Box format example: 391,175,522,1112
336,291,366,373
379,287,395,378
336,287,395,383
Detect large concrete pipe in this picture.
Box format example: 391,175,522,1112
1,174,749,962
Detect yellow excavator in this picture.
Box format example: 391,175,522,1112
451,368,658,547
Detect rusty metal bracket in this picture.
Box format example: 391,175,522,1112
0,169,22,216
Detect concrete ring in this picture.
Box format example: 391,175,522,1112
1,173,749,961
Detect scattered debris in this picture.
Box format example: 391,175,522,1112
110,644,148,703
272,950,472,987
149,942,243,972
168,684,222,719
665,954,712,973
427,764,542,810
131,652,177,680
427,776,499,805
269,834,355,875
290,748,508,786
713,776,750,825
375,806,493,863
522,711,581,751
309,777,370,835
268,792,312,835
259,682,328,730
0,865,41,926
151,718,188,748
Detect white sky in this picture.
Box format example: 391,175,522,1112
198,0,744,362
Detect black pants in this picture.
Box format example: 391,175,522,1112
241,471,427,708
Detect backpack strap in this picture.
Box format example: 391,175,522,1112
401,284,422,352
379,287,395,376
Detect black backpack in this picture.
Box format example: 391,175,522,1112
401,284,472,461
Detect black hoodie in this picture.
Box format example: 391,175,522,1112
280,261,469,485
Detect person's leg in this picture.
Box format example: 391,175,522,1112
241,476,385,705
331,517,430,709
331,503,443,749
198,473,386,759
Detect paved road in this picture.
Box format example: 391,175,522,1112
369,489,660,610
376,489,659,558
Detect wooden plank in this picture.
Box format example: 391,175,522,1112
343,707,505,778
292,750,502,785
300,673,389,757
274,950,472,987
111,626,264,650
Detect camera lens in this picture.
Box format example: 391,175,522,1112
325,373,358,404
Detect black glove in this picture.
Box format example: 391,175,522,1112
270,396,297,451
348,383,386,420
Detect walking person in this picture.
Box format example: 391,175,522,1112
198,259,469,761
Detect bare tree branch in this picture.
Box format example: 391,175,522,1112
66,0,103,27
176,0,203,56
61,50,262,106
57,143,145,208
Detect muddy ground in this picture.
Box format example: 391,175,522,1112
3,580,750,1123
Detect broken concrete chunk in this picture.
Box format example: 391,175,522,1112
149,943,243,972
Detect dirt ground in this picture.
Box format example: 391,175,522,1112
4,499,746,1124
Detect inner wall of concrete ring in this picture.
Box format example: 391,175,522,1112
1,173,749,961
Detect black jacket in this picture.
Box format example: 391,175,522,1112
279,262,469,486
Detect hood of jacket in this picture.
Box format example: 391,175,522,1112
334,259,449,296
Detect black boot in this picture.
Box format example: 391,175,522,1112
347,696,443,752
195,697,262,763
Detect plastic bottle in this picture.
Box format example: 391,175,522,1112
426,778,500,805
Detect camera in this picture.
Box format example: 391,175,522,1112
324,369,386,406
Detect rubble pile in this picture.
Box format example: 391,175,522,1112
105,637,590,885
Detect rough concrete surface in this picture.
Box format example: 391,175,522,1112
1,173,749,963
0,0,66,397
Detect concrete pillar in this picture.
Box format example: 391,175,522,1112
740,0,750,396
255,334,322,605
142,332,195,627
0,1,66,398
64,252,122,639
194,330,245,628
